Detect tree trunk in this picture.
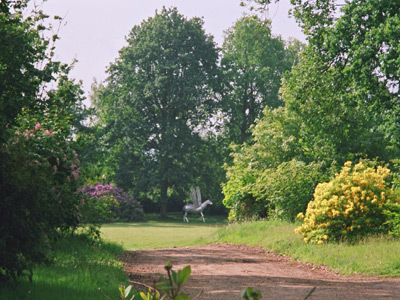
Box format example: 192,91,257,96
160,179,168,217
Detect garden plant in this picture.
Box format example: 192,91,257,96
296,160,400,244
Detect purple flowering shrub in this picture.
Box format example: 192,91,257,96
79,183,144,223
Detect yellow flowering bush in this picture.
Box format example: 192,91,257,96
295,160,400,244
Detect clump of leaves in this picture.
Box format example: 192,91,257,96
103,261,192,300
154,260,191,300
242,287,262,300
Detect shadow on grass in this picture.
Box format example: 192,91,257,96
102,222,225,229
0,234,128,300
102,214,228,229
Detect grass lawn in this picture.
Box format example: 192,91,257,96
101,214,227,250
0,234,127,300
0,214,226,300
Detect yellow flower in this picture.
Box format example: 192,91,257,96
344,161,352,167
297,212,304,220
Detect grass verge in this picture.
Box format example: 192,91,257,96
214,219,400,277
0,233,127,300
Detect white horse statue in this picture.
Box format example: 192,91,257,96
183,186,212,222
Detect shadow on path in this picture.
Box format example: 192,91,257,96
121,243,400,300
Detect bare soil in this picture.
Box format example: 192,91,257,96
121,243,400,299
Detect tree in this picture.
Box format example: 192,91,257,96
220,15,301,144
222,107,327,220
281,0,400,165
0,0,55,141
241,0,400,164
223,0,400,220
93,7,219,216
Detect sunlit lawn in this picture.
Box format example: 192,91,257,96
101,214,228,250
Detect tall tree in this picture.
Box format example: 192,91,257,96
281,0,400,165
239,0,400,163
94,7,219,216
220,15,301,144
222,0,400,220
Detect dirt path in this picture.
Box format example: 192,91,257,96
121,243,400,299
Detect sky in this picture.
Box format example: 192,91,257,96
41,0,305,102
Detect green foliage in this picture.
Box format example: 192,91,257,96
385,163,400,236
0,0,55,139
0,108,82,281
0,0,86,281
89,7,220,216
242,287,262,300
154,261,191,300
221,15,301,144
223,0,400,222
384,204,400,237
296,160,400,244
223,108,326,221
104,261,192,300
254,160,326,221
281,0,400,165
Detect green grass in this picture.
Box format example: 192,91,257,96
2,215,398,300
0,234,128,300
214,219,400,277
101,214,227,249
0,214,226,300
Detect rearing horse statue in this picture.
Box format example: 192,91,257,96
183,186,212,222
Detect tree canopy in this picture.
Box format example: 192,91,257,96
223,0,400,220
91,7,220,216
220,15,302,144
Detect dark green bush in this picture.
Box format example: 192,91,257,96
0,120,81,281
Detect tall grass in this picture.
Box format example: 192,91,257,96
0,234,127,300
214,220,400,277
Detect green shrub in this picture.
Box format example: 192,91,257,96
222,145,261,221
384,204,400,236
296,160,400,244
254,160,325,221
223,158,325,221
0,113,81,281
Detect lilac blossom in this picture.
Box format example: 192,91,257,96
79,183,144,221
